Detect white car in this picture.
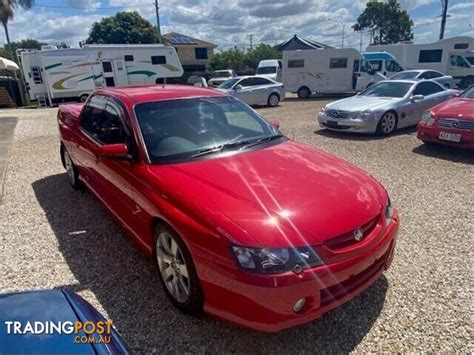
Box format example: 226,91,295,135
216,76,285,107
389,70,454,89
208,70,236,87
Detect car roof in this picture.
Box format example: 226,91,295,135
379,79,418,84
396,69,437,74
96,84,225,104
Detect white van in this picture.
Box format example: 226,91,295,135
367,36,474,88
256,59,282,82
362,52,404,77
282,48,385,98
19,44,183,106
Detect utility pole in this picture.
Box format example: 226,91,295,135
249,34,253,51
359,31,363,52
439,0,448,40
155,0,162,43
341,22,345,49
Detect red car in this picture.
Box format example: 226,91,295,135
58,85,399,332
417,86,474,149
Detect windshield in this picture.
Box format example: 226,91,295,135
390,71,418,80
256,66,277,74
212,71,231,78
461,86,474,98
135,96,283,163
466,57,474,65
359,81,412,98
218,78,240,89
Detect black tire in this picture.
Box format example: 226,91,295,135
153,224,204,314
297,86,311,99
376,111,398,136
79,94,89,103
267,93,280,107
60,145,82,190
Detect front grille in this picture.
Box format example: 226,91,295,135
324,215,379,250
320,246,389,307
326,109,351,119
437,118,474,131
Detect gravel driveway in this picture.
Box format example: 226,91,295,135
0,98,472,353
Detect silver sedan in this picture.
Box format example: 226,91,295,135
318,80,458,135
389,70,454,89
216,76,285,107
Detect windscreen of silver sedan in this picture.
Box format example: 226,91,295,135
359,82,413,98
135,96,285,164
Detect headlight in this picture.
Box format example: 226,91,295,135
232,246,322,274
385,198,394,226
421,111,435,125
351,110,373,119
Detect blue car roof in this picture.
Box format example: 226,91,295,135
362,52,396,60
0,289,130,354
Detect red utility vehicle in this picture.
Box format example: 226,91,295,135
57,85,399,332
418,86,474,149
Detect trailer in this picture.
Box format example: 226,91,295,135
282,48,385,98
19,44,183,106
367,36,474,88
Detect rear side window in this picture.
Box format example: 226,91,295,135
252,77,271,86
288,59,304,68
419,49,442,63
330,58,348,68
151,56,167,65
413,82,444,96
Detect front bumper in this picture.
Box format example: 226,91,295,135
318,112,378,133
197,210,399,332
417,123,474,149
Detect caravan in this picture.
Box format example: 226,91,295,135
282,48,385,98
19,44,183,105
367,36,474,88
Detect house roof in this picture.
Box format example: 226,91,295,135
163,32,217,48
277,34,333,51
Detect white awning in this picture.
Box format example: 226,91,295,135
0,57,19,71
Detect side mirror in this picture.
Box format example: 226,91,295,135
412,94,425,102
453,92,461,97
271,120,280,129
97,143,130,160
235,85,243,91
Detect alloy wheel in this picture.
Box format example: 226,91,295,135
63,150,76,185
268,94,279,107
156,232,190,304
380,112,396,134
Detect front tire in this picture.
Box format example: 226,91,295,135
154,225,203,314
61,145,82,190
376,111,398,136
79,94,89,103
267,93,280,107
297,86,311,99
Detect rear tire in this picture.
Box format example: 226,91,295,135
79,94,89,103
297,86,311,99
267,93,280,107
153,224,204,315
61,145,82,190
376,111,398,136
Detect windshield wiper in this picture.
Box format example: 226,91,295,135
191,134,284,158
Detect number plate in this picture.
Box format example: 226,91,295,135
325,120,340,128
439,131,461,143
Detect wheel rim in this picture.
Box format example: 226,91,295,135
64,150,76,185
300,88,309,98
156,232,190,303
381,113,396,133
269,95,279,106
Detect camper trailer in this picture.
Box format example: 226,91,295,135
19,44,183,106
367,36,474,88
282,48,385,97
361,52,404,77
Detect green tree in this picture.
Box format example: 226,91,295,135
353,0,413,45
0,38,45,60
0,0,35,57
86,11,159,44
208,44,281,73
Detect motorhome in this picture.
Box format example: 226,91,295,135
362,52,404,77
282,48,385,97
367,36,474,88
256,59,282,82
19,44,183,106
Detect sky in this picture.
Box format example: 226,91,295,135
4,0,474,51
